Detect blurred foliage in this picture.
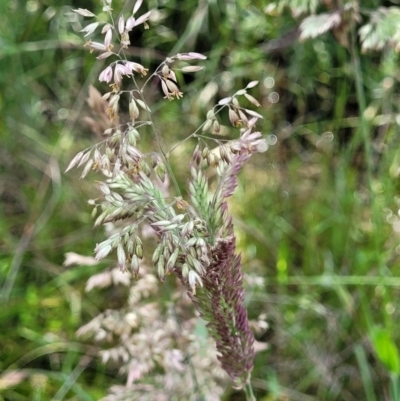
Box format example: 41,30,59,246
2,0,400,400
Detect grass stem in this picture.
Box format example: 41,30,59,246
245,381,256,401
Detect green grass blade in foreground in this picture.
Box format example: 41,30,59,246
355,344,378,401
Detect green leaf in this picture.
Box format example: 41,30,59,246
359,7,400,53
268,0,319,16
299,12,342,41
370,326,400,375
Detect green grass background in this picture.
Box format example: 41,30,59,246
1,0,400,400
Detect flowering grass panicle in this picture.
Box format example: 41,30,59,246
67,0,267,397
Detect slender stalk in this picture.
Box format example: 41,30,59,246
354,345,378,401
349,12,384,278
132,76,182,197
245,381,256,401
167,104,227,156
349,18,372,185
259,275,400,286
390,374,400,401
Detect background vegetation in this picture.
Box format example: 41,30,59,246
2,0,400,400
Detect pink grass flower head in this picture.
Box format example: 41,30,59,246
134,11,151,27
69,1,265,393
112,63,132,91
125,16,135,31
118,15,125,35
84,40,106,53
177,52,207,60
125,61,148,76
161,78,183,100
99,66,113,83
104,29,113,50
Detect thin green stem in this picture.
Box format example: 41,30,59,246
244,381,256,401
349,14,384,279
167,103,228,156
260,275,400,287
131,76,182,197
350,20,372,183
354,345,378,401
390,374,400,401
118,46,182,196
